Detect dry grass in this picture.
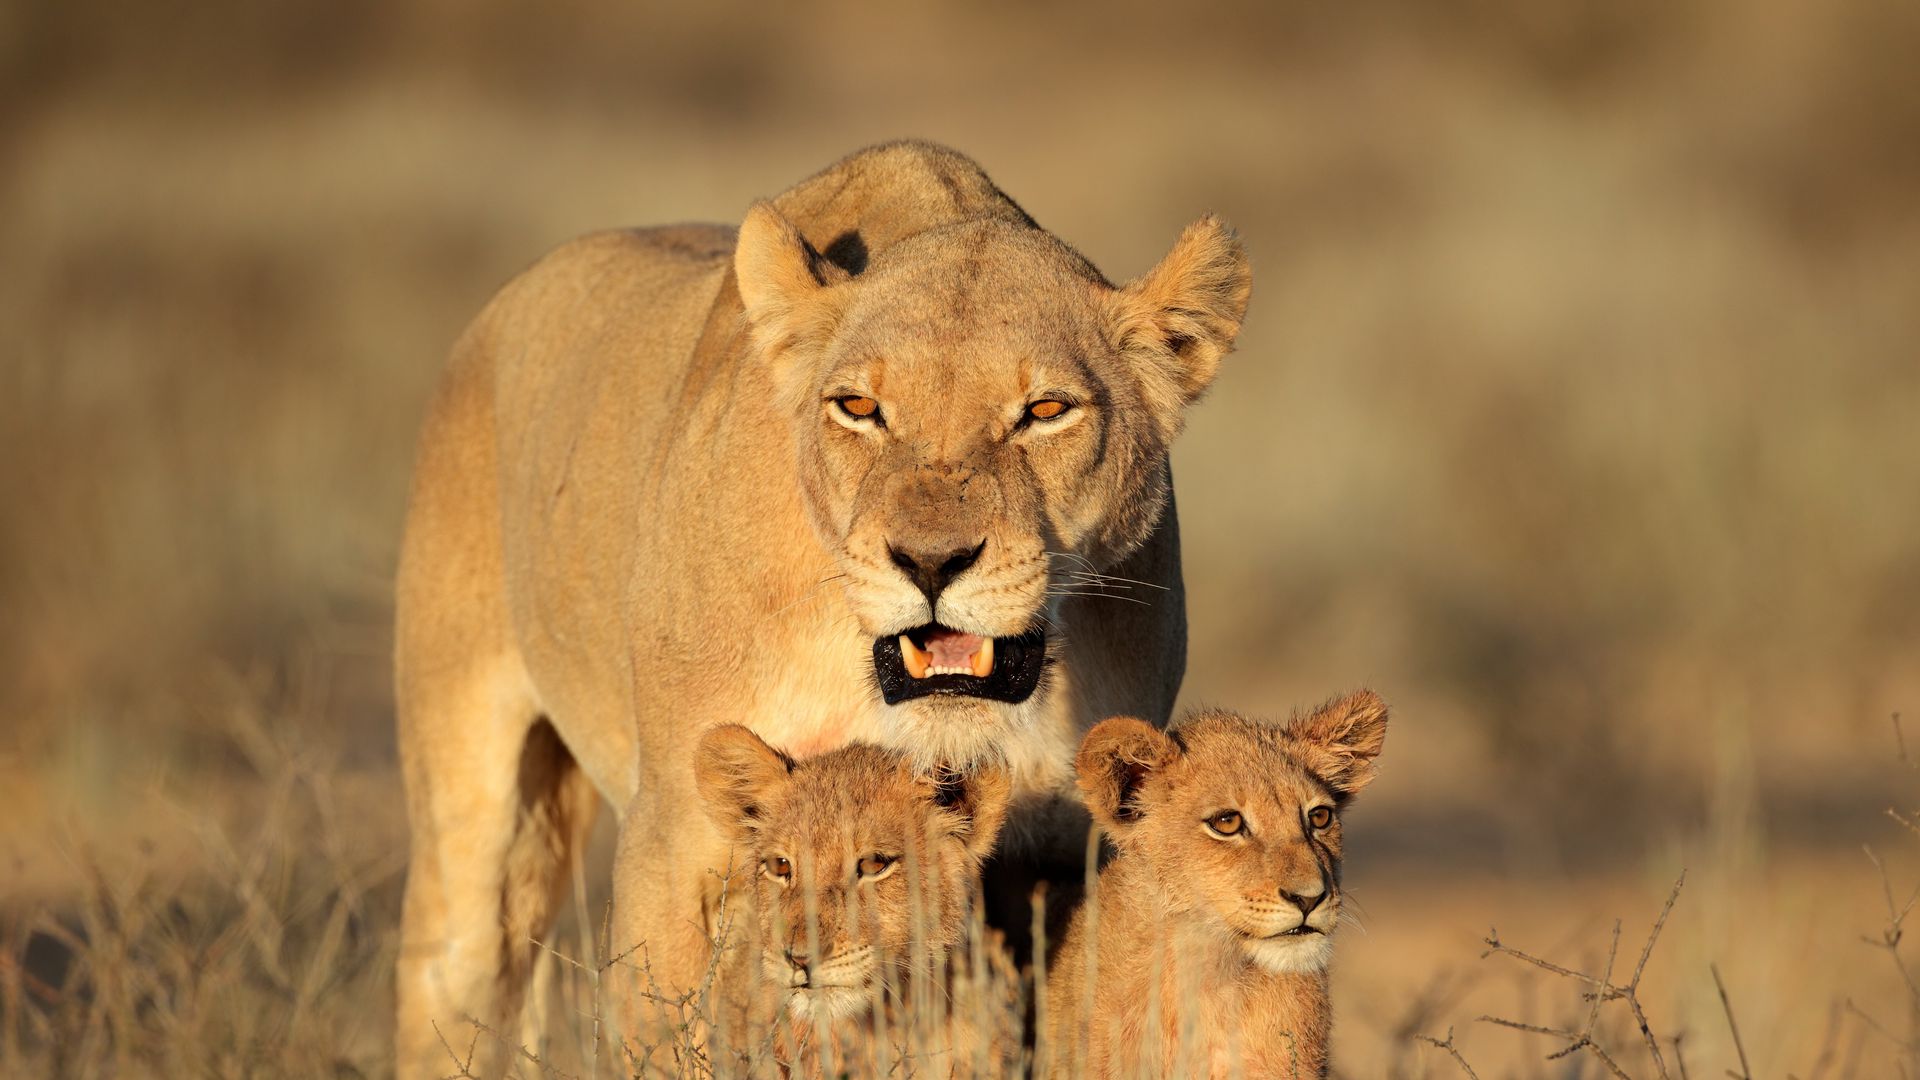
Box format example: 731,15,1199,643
8,737,1919,1077
3,0,1918,1075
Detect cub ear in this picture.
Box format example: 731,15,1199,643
1109,215,1252,415
1075,716,1181,839
693,724,794,837
1283,690,1389,799
920,763,1014,861
734,201,850,357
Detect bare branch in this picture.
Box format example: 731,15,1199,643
1482,928,1599,986
1845,997,1913,1050
1712,963,1752,1080
1861,846,1920,1025
1478,1015,1579,1040
1632,872,1688,991
431,1019,480,1079
1478,875,1686,1080
1416,1026,1483,1080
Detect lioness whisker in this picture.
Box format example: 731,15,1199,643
1046,551,1169,591
768,573,850,617
1064,571,1168,592
1046,588,1152,606
1045,550,1101,572
1060,573,1133,592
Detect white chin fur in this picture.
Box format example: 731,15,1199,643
1243,933,1333,975
786,986,871,1023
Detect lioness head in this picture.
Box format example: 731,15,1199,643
1076,691,1388,974
695,724,1012,1022
735,201,1251,760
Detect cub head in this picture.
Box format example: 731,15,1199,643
735,195,1251,761
1075,690,1388,974
694,724,1012,1022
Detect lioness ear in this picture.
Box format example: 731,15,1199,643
734,201,849,357
920,764,1014,861
1283,690,1389,800
693,724,794,837
1109,215,1252,416
1075,716,1180,839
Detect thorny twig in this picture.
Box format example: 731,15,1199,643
1479,919,1630,1078
1625,871,1687,1077
1846,717,1920,1063
1477,870,1686,1079
1416,1025,1483,1079
459,1014,581,1080
1713,963,1752,1080
1862,846,1920,1019
432,1019,481,1079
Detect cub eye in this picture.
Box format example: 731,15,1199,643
834,396,882,423
1025,399,1072,422
1205,810,1244,837
762,856,793,883
1306,806,1334,830
857,853,897,879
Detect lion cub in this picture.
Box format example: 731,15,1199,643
694,725,1014,1075
1045,691,1389,1079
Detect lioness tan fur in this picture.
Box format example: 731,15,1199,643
693,725,1014,1076
393,141,1250,1075
1045,692,1389,1079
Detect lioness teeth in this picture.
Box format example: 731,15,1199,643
971,636,994,677
899,635,931,679
898,631,994,679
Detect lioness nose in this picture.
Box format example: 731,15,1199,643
784,948,810,972
888,540,985,604
1280,887,1327,916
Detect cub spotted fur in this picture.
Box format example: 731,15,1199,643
1046,691,1389,1079
695,724,1015,1075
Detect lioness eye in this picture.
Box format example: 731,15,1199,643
857,854,896,878
834,395,881,422
763,856,792,882
1307,806,1334,830
1026,399,1071,422
1206,811,1244,837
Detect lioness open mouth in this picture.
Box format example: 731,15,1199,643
872,624,1047,705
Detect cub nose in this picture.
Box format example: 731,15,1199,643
888,540,985,605
1280,886,1327,916
784,948,810,972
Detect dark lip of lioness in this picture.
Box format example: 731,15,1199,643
1241,925,1327,940
871,624,1049,705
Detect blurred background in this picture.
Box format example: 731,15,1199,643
4,0,1918,1074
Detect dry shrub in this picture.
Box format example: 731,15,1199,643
2,706,403,1078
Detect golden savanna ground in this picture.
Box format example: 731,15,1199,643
4,0,1919,1075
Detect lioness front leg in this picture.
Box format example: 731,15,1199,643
603,777,747,1068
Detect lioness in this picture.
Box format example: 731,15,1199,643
693,725,1015,1076
1046,692,1389,1079
393,141,1250,1075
